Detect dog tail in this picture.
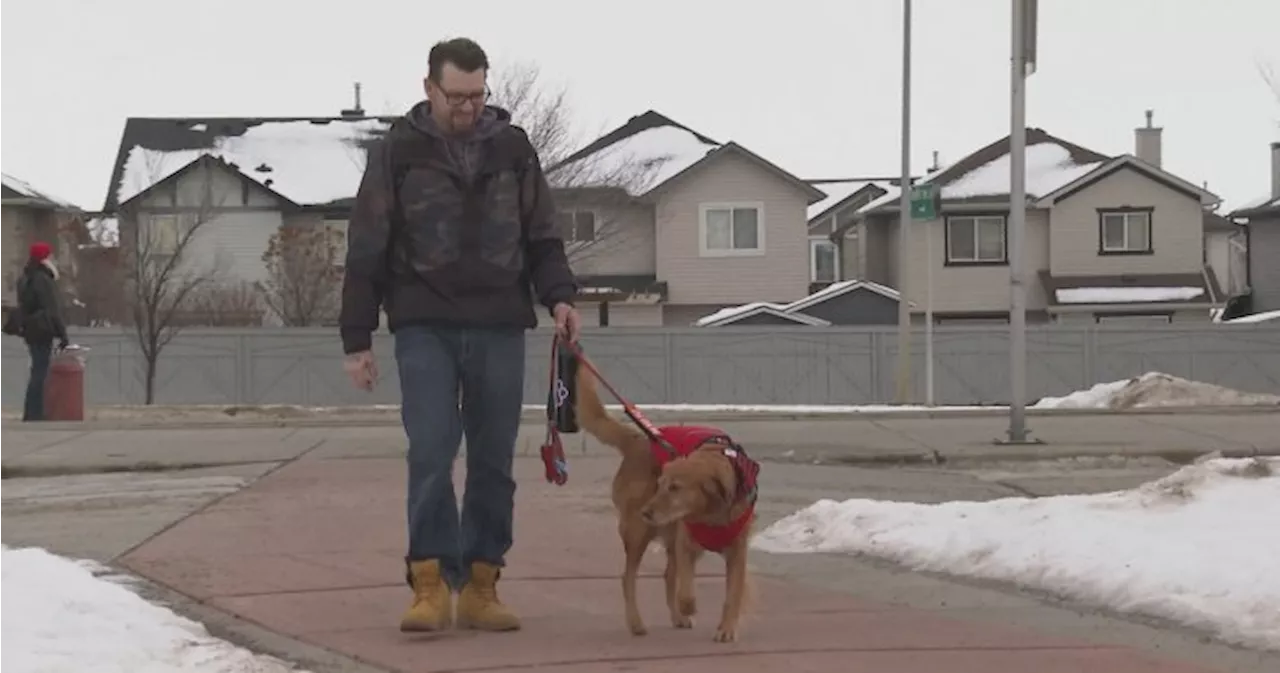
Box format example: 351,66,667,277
574,359,645,454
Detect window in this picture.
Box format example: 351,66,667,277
809,237,838,282
324,219,349,265
700,204,763,256
945,215,1006,264
1099,209,1152,254
556,210,597,245
146,214,181,254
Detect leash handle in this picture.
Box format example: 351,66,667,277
559,340,678,457
540,336,570,486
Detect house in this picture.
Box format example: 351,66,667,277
804,178,892,290
848,111,1228,324
100,110,394,324
693,279,905,327
1225,142,1280,318
546,110,827,326
2,174,89,309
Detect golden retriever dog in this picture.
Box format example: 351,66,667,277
573,362,758,642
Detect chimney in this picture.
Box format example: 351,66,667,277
1271,141,1279,200
1134,109,1162,167
929,150,941,172
340,82,366,118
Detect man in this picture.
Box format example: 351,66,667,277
15,242,70,421
338,37,581,634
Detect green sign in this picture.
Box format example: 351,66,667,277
909,184,939,221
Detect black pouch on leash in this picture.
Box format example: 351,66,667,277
546,340,580,433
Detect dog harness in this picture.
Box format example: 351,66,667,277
650,425,760,553
539,337,763,554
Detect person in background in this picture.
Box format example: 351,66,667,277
16,241,69,421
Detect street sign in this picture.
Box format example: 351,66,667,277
909,183,939,221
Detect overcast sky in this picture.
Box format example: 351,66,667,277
3,0,1277,212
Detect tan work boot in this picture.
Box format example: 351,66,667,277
456,561,521,631
400,559,453,632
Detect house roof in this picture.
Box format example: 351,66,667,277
856,129,1110,217
1034,154,1219,207
694,280,904,326
1229,193,1280,219
103,116,396,212
806,179,892,224
1203,210,1241,232
549,110,824,202
1037,270,1220,309
1,173,81,211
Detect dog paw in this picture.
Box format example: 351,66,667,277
628,621,648,637
671,614,694,629
677,596,697,617
713,626,737,643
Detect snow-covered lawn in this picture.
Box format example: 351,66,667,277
1,545,307,673
752,457,1280,651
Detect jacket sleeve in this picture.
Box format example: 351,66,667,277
34,273,68,342
338,137,395,354
518,135,579,313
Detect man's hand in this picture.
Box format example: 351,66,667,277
344,350,378,391
552,302,581,343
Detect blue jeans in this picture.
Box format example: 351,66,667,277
395,325,525,590
23,341,53,422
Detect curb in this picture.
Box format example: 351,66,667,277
5,403,1279,431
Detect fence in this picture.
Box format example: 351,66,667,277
4,325,1280,409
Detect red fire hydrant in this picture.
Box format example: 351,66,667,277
44,344,88,422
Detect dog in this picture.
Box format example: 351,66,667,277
572,362,759,642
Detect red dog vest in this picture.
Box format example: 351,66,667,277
650,425,760,553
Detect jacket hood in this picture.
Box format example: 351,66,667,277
406,100,511,142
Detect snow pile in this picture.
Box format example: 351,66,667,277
752,457,1280,650
1055,286,1204,304
1033,372,1280,409
117,119,389,206
1,545,308,673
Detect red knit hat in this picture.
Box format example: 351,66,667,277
29,241,52,261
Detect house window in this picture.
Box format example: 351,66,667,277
324,219,349,265
809,237,838,282
945,215,1006,264
1099,209,1152,254
146,214,181,254
700,203,764,256
556,210,597,245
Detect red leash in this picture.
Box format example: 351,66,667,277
539,336,677,487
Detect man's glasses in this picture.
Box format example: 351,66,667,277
435,83,490,108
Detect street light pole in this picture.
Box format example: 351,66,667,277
1006,0,1034,442
894,0,914,405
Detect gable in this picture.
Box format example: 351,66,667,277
650,143,825,204
1044,158,1214,206
791,285,900,325
120,155,295,211
105,116,394,212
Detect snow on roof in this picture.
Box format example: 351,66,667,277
1055,286,1205,304
553,124,720,195
807,180,878,222
695,280,904,326
854,140,1105,216
116,119,390,207
1221,309,1280,324
944,142,1103,199
1233,193,1280,213
1,173,79,209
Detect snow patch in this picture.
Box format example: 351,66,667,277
1055,286,1204,304
1032,372,1280,409
752,457,1280,650
1221,309,1280,324
552,124,719,195
1,544,310,672
117,119,389,206
944,142,1103,199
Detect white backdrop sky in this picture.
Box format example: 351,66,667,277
3,0,1277,212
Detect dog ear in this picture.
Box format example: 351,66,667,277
698,457,736,513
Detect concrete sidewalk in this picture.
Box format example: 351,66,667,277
5,409,1279,478
108,451,1242,673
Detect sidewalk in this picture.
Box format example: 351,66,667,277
115,452,1221,672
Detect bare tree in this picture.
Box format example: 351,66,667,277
489,62,667,268
186,281,266,327
255,223,344,326
118,154,227,404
